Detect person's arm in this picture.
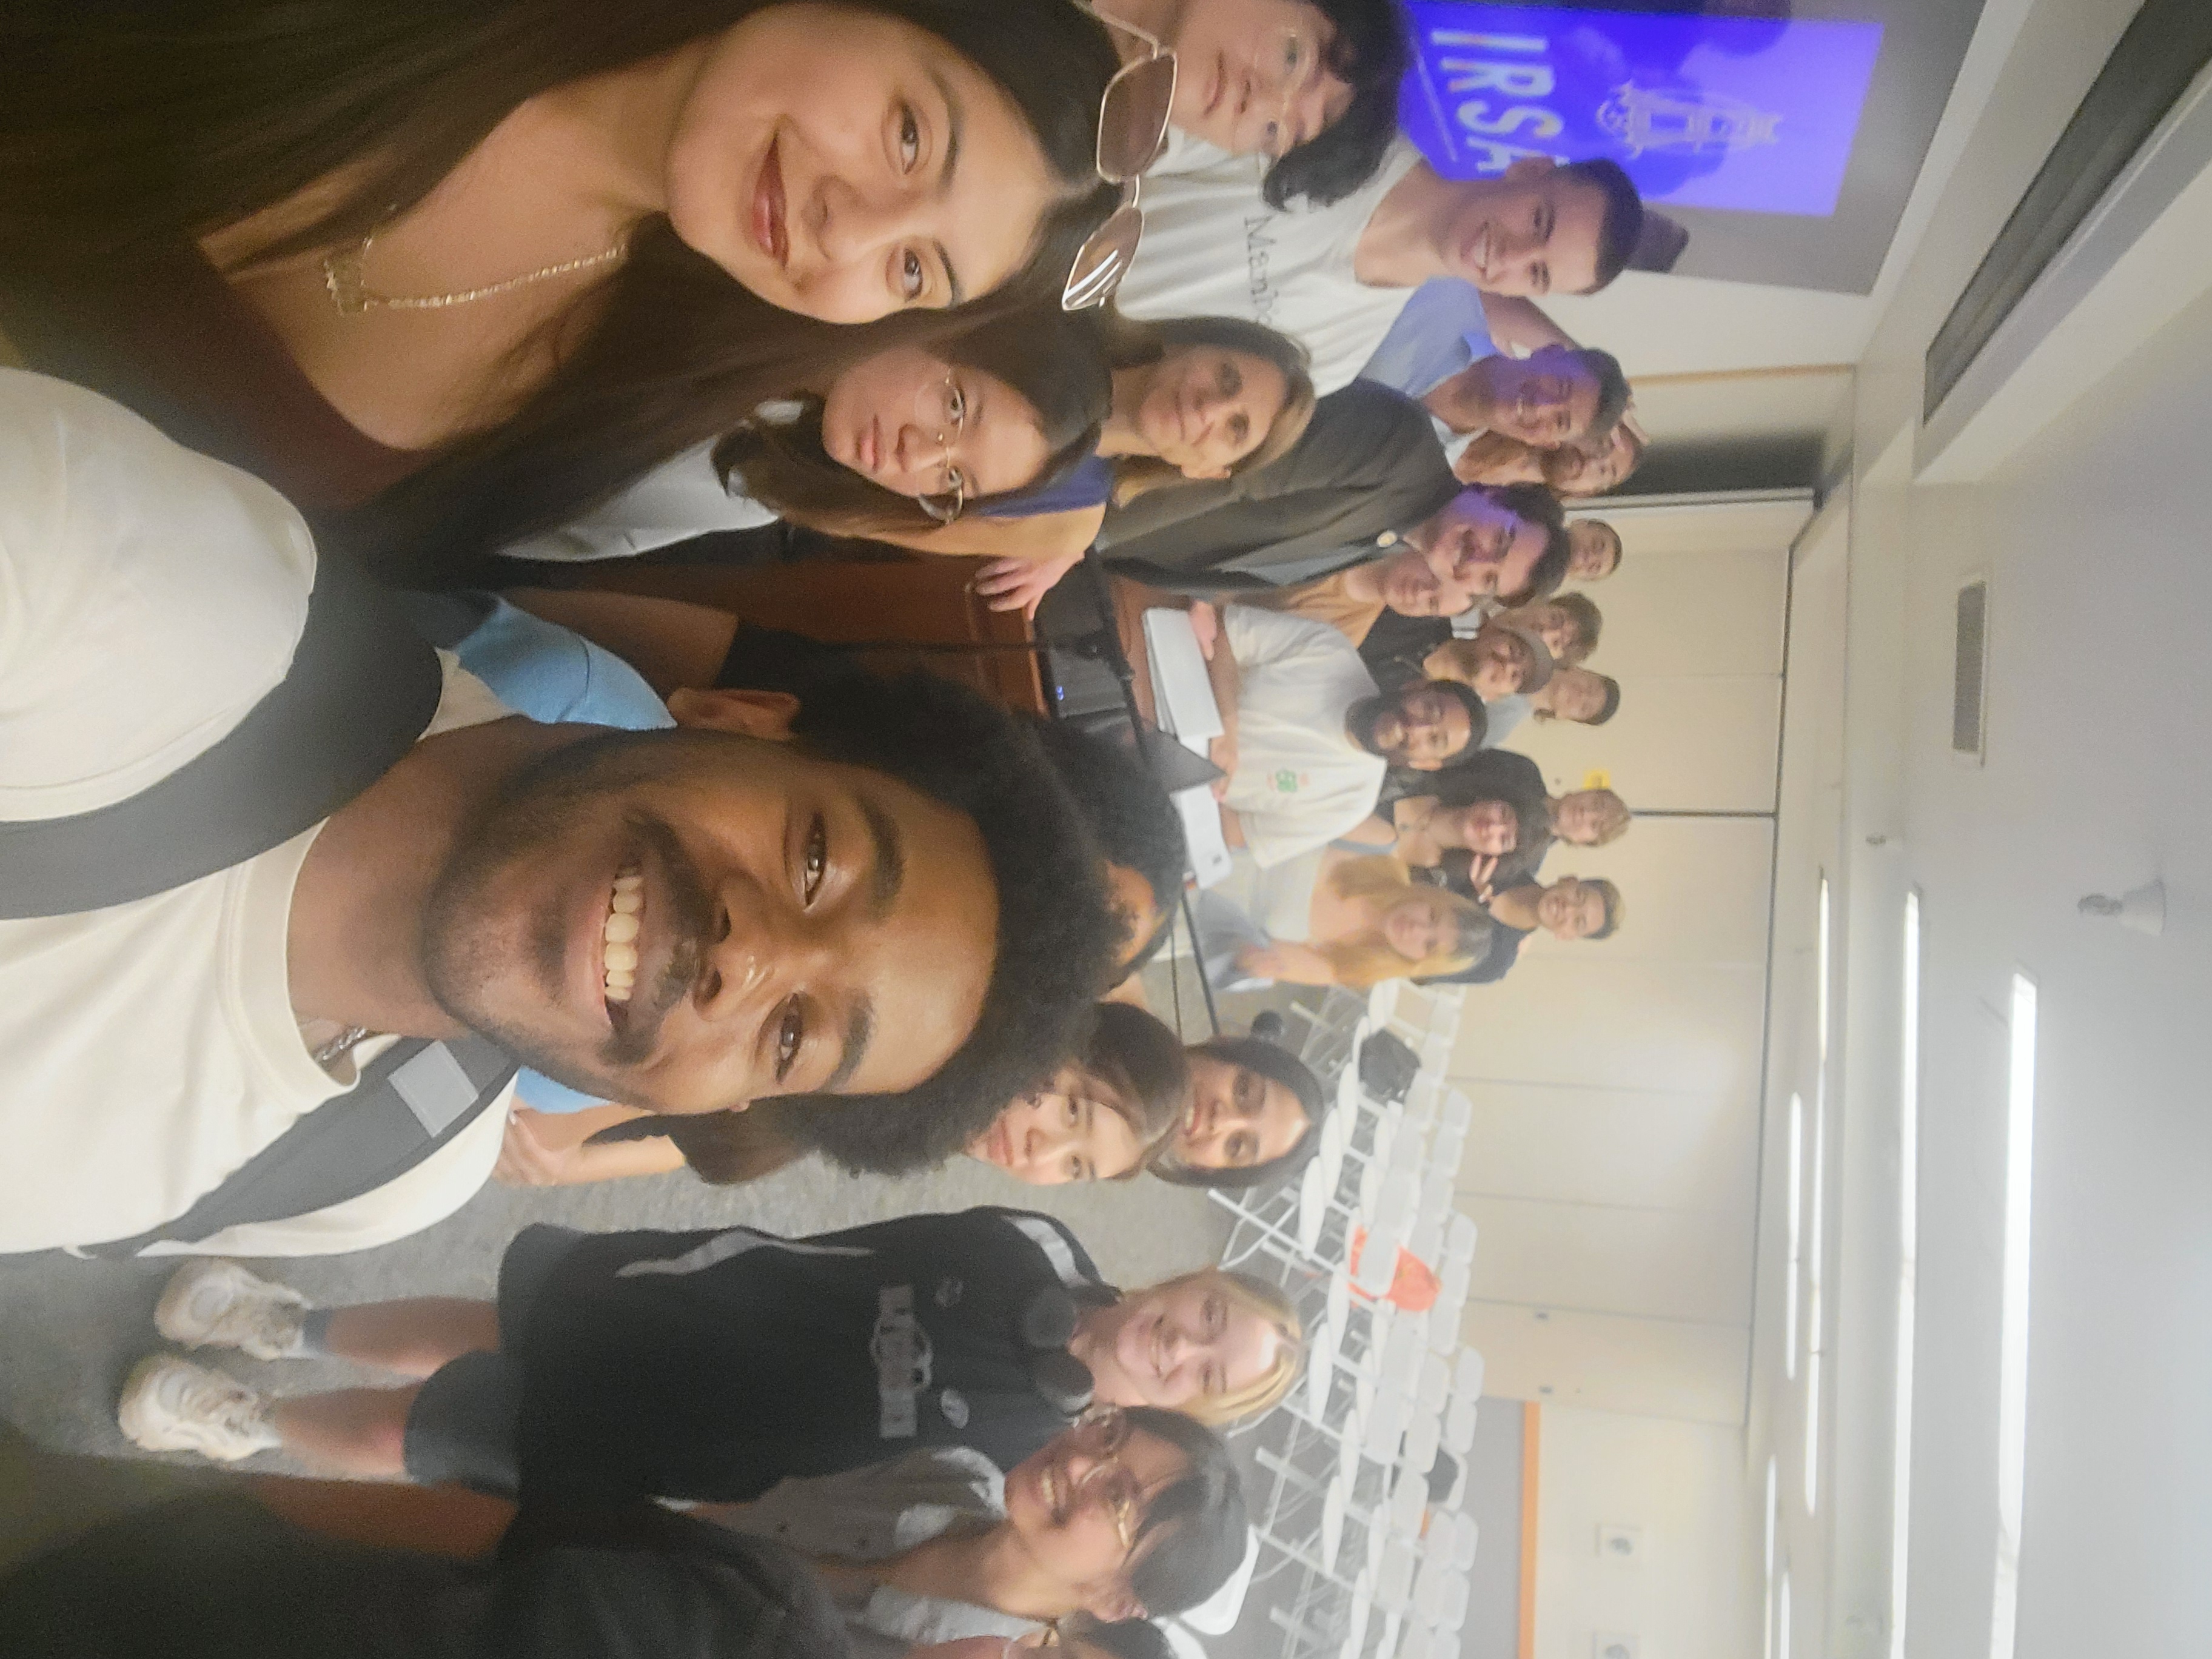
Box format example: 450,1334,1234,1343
1238,940,1339,985
504,589,738,697
1339,814,1399,848
973,546,1087,618
1452,434,1546,486
494,1105,687,1187
859,504,1104,562
1194,601,1242,789
1482,297,1576,354
1218,803,1247,848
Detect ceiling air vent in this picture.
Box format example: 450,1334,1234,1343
1952,580,1988,761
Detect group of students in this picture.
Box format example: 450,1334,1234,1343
0,0,1675,1652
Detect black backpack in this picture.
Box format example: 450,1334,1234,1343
1356,1029,1422,1105
0,560,518,1255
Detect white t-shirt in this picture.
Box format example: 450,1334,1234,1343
1115,139,1426,394
495,437,779,564
0,371,512,1255
1220,605,1386,868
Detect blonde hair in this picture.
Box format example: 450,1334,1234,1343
1126,1267,1307,1425
1570,788,1632,846
1315,856,1488,987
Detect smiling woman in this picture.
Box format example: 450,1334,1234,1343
0,0,1122,557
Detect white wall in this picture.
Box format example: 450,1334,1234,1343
1533,1406,1763,1659
1446,495,1801,1424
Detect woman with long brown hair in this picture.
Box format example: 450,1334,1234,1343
489,309,1316,568
0,0,1125,530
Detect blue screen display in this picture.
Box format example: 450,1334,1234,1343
1399,3,1885,218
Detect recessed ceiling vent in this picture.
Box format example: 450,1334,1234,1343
1952,580,1988,761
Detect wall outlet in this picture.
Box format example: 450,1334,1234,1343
1598,1524,1643,1561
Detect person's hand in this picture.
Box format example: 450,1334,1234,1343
1187,600,1221,660
1465,853,1500,902
1207,733,1238,797
973,551,1081,618
494,1111,577,1187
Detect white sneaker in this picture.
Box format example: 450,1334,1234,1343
155,1259,309,1360
118,1355,281,1462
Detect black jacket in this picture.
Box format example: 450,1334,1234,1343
0,1495,850,1659
1098,383,1460,592
514,1208,1111,1504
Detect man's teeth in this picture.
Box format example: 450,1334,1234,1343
604,866,643,1004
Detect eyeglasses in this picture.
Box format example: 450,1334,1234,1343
1068,1406,1143,1549
1064,4,1176,310
917,373,969,524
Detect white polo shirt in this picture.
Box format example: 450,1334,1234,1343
0,372,512,1255
1115,138,1427,394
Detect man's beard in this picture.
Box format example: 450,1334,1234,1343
418,727,723,1101
1344,694,1392,756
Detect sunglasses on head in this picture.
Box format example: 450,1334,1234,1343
1064,4,1177,310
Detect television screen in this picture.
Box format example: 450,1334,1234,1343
1400,2,1883,217
1392,0,1987,291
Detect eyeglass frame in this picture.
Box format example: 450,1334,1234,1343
1062,3,1177,311
916,371,969,524
1066,1404,1144,1551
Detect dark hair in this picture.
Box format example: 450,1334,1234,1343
1563,158,1645,292
1082,1003,1193,1168
1259,0,1413,209
1151,1035,1328,1192
1481,480,1566,535
708,305,1113,538
755,669,1122,1171
1576,347,1632,445
1501,521,1574,608
618,999,1189,1184
1446,900,1493,959
1552,592,1603,663
1032,720,1189,967
0,0,1122,578
1119,1406,1248,1617
1412,679,1487,759
1589,876,1623,940
1587,673,1623,726
1065,1619,1176,1659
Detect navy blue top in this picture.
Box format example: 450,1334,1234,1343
979,453,1115,519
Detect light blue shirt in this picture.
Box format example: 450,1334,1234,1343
449,598,672,1113
1358,279,1496,398
1480,693,1529,750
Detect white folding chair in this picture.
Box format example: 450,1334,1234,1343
1412,1559,1469,1631
1452,1349,1486,1399
1438,1090,1473,1133
1443,1393,1479,1454
1401,1404,1442,1477
1444,1511,1480,1571
1444,1213,1478,1265
1374,1540,1421,1613
1415,1353,1450,1413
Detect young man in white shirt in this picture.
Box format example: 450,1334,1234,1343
1191,603,1484,868
1091,0,1411,206
0,373,1119,1258
1116,142,1644,391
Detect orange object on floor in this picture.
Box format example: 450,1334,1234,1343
1348,1227,1442,1310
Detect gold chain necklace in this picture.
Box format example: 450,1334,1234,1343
321,227,628,315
